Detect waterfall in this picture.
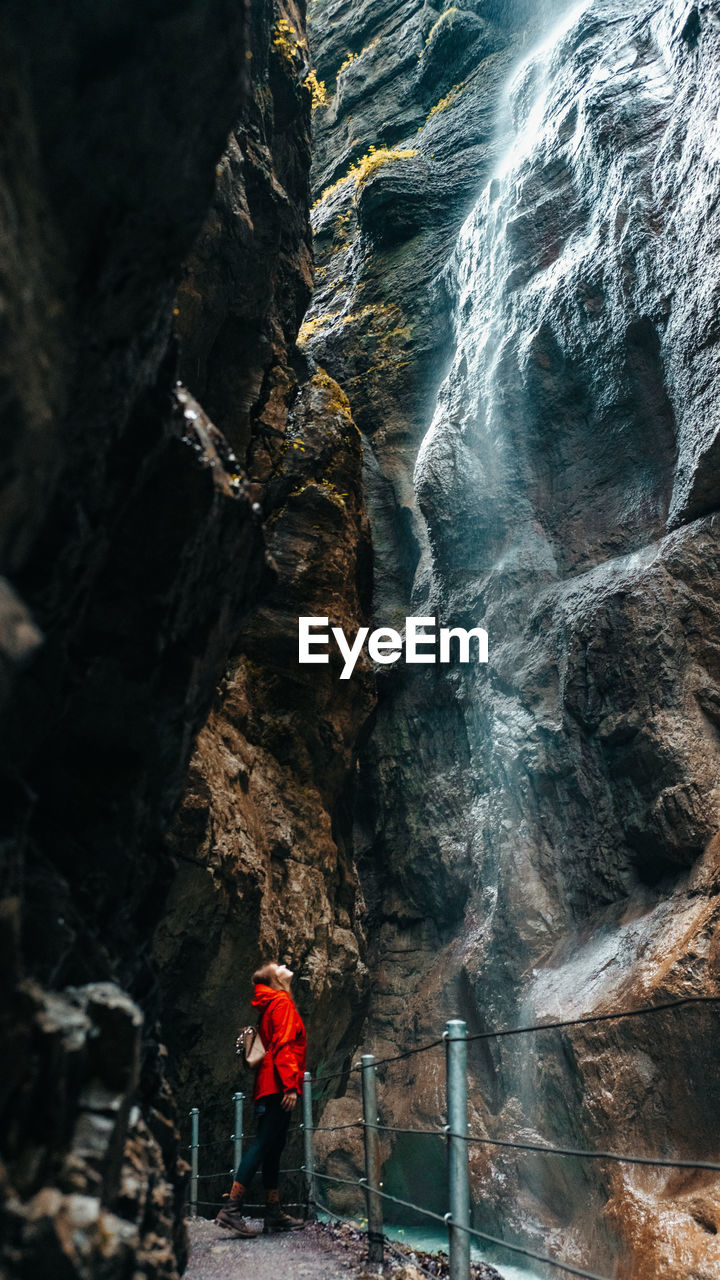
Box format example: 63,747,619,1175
415,0,677,584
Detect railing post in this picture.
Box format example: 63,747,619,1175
445,1020,470,1280
361,1053,384,1264
233,1091,244,1175
189,1107,199,1219
302,1070,316,1218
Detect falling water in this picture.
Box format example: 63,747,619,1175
415,0,677,582
412,1,680,1273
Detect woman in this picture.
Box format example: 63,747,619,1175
215,961,307,1238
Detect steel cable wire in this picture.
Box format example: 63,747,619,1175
309,1121,362,1132
312,1196,446,1280
459,1132,720,1171
322,1172,614,1280
192,1165,305,1181
364,1122,720,1172
312,1037,445,1084
188,996,720,1270
370,1038,447,1067
190,1199,305,1212
311,995,720,1084
311,1067,355,1086
450,1216,613,1280
462,993,720,1044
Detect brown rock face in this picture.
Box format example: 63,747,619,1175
155,367,375,1136
305,0,720,1275
152,0,377,1162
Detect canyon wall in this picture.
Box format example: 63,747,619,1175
305,1,720,1276
0,0,373,1273
3,0,720,1277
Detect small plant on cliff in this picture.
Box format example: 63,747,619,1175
314,144,420,208
313,368,354,422
350,144,420,185
273,17,305,64
426,83,463,120
304,69,328,109
337,50,359,76
336,38,380,83
424,7,459,48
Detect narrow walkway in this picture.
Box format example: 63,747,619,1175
185,1218,382,1280
185,1217,501,1280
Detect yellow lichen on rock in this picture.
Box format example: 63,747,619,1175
426,84,463,120
337,51,359,77
425,6,459,46
351,144,419,186
336,38,379,82
313,145,420,208
304,69,328,109
273,17,305,63
313,368,354,421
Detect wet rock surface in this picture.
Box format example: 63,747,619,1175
305,0,720,1276
0,978,186,1279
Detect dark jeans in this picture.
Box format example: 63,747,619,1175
235,1093,291,1191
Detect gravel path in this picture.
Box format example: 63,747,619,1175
184,1218,381,1280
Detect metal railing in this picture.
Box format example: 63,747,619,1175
186,994,720,1280
186,1096,304,1216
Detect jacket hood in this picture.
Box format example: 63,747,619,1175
252,983,290,1010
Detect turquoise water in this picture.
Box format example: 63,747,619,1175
383,1224,546,1280
318,1215,546,1280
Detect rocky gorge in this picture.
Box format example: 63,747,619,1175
1,0,719,1278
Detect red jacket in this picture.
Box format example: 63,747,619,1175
252,985,307,1101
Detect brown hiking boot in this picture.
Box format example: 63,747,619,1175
263,1201,305,1234
215,1201,258,1238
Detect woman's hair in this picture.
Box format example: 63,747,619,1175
252,961,279,988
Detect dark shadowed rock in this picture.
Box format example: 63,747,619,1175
0,0,327,1274
419,8,505,104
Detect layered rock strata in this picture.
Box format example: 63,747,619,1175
305,1,720,1276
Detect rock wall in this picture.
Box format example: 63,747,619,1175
305,1,720,1276
0,0,374,1273
153,0,376,1159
